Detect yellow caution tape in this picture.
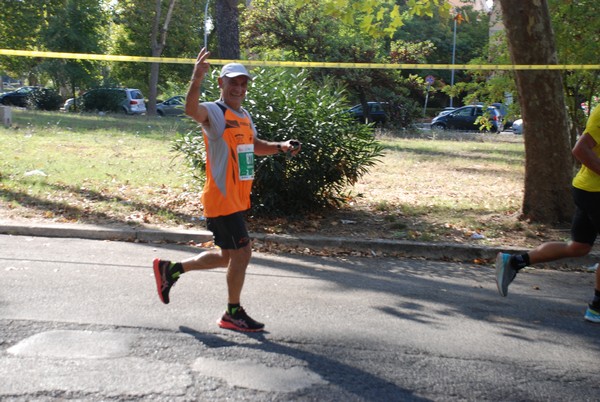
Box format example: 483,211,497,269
2,48,600,70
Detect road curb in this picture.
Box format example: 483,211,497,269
253,233,514,261
0,222,214,244
1,221,598,266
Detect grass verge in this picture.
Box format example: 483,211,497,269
0,109,571,249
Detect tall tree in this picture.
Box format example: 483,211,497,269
111,0,202,97
42,0,107,98
294,0,574,223
0,0,62,86
215,0,240,59
499,0,573,223
147,0,177,115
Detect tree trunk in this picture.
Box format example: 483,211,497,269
148,0,177,116
498,0,573,223
216,0,240,59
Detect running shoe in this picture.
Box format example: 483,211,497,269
584,306,600,323
218,307,265,332
152,258,178,304
495,252,517,297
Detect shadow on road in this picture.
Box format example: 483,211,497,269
250,253,600,349
179,325,432,401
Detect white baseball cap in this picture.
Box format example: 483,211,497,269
219,63,253,80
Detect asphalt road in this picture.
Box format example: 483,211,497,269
1,233,599,401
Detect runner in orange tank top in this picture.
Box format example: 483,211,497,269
152,48,301,332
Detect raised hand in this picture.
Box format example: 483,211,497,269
191,47,211,82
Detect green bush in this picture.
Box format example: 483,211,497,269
82,88,126,113
173,68,383,215
28,88,63,111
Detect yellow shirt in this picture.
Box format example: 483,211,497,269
573,106,600,192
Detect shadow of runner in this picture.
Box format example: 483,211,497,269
250,253,600,348
179,325,432,401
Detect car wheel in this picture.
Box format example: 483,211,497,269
157,110,164,117
431,123,446,130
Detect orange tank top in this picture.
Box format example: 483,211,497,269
201,106,254,217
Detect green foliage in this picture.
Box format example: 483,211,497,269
0,1,58,78
110,0,203,95
173,68,383,215
549,0,600,132
394,2,491,106
41,0,108,97
390,39,436,64
172,127,206,186
29,88,63,111
241,0,427,127
467,0,600,134
288,0,452,38
158,79,189,101
0,0,108,89
82,88,126,113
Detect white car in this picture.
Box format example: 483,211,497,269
62,97,77,112
512,118,523,134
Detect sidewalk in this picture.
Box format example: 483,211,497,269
1,219,598,268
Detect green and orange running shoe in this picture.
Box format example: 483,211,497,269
218,307,265,332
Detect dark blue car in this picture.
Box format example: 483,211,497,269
431,105,503,132
0,86,38,107
348,102,387,124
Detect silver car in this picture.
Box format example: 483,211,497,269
75,88,146,115
156,95,185,116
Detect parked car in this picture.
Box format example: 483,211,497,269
0,86,40,107
0,86,62,110
62,97,78,112
512,118,523,134
491,102,513,128
348,102,387,124
156,95,185,116
431,104,503,132
435,107,457,117
80,88,146,114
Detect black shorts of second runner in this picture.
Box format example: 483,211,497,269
206,211,251,250
571,187,600,246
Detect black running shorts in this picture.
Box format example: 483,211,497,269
571,187,600,246
206,211,250,250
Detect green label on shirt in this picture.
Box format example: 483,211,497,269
237,144,254,180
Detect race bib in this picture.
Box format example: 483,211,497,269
237,144,254,180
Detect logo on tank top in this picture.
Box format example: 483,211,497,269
225,119,240,128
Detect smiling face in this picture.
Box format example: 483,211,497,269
218,75,249,110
